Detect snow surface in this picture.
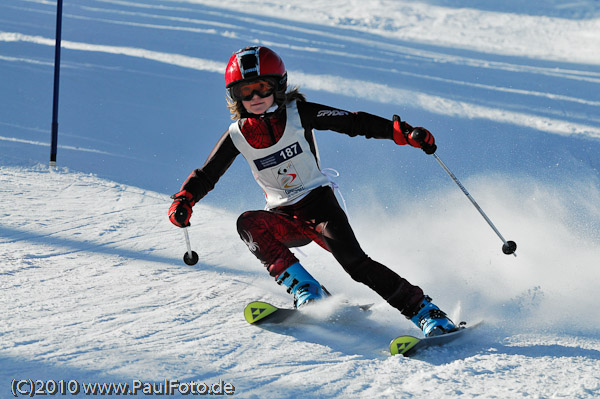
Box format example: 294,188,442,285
2,0,600,397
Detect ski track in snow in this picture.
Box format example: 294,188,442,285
2,0,600,397
1,28,600,139
2,0,600,141
2,34,600,142
2,165,600,398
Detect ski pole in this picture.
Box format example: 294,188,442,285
432,153,517,256
409,127,517,256
182,227,199,265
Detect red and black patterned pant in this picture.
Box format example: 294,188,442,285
236,186,424,317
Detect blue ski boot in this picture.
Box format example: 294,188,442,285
411,296,458,337
276,262,327,308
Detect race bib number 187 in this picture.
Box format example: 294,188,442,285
253,142,303,171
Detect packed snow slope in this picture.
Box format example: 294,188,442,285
2,0,600,398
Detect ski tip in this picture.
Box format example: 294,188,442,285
243,301,279,324
389,335,420,356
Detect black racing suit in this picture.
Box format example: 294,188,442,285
180,100,424,318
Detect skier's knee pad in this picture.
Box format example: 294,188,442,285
236,211,254,231
236,210,267,235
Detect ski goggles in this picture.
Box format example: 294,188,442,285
230,79,275,101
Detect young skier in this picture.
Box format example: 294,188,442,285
169,46,457,337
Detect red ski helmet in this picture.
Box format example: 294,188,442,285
225,46,287,96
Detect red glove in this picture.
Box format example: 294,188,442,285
392,115,437,154
168,190,196,227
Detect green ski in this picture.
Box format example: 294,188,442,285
243,300,373,325
390,321,483,356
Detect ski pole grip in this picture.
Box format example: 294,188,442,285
410,127,426,142
411,128,437,155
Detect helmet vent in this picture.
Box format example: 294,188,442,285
238,47,260,79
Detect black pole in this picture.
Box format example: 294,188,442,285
50,0,63,167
